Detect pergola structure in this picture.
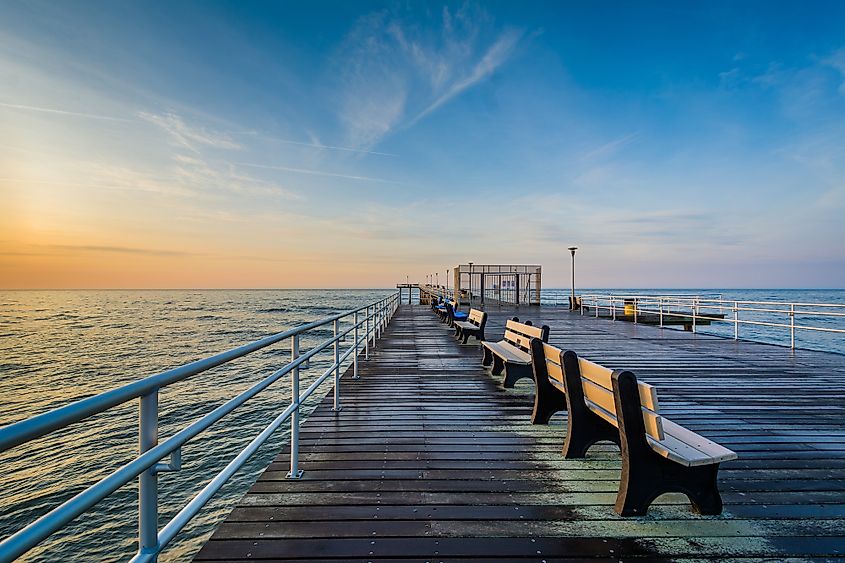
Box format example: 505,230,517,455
451,264,541,306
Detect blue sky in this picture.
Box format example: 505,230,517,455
1,1,844,287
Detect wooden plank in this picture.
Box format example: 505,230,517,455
195,303,845,562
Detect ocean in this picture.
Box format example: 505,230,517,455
1,288,843,562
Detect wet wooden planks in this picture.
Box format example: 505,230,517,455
195,304,845,561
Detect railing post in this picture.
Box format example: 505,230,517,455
734,301,739,340
659,298,664,328
376,302,381,341
692,299,697,333
790,303,795,349
333,319,341,411
138,391,159,561
611,296,616,321
634,298,638,324
595,296,598,318
353,310,360,379
287,335,303,478
365,305,370,359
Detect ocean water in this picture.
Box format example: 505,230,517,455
0,290,391,562
1,288,844,562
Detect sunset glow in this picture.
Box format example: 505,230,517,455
2,2,844,288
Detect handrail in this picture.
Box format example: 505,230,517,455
577,293,845,349
0,291,401,563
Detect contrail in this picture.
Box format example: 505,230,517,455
233,161,402,184
0,102,134,122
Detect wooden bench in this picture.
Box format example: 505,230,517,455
531,339,738,516
481,320,549,388
453,309,487,344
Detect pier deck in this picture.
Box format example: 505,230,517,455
196,304,845,561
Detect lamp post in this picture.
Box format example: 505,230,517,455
568,247,578,310
436,272,439,287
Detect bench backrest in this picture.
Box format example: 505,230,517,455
578,357,664,441
468,308,487,328
541,341,565,384
536,341,664,442
503,319,549,352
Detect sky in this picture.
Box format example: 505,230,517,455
1,0,844,289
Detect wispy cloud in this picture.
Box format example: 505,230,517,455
821,48,845,95
333,4,526,148
233,161,402,184
4,243,198,257
0,101,134,122
581,132,641,161
138,111,242,151
234,131,398,157
409,28,524,126
46,244,196,256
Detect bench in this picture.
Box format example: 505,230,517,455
433,299,468,324
453,309,487,344
444,301,468,326
531,339,738,516
481,320,549,388
431,296,444,313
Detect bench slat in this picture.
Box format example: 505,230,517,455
504,331,532,352
542,342,564,383
654,419,738,466
582,381,664,442
481,341,531,364
505,319,545,339
578,358,660,413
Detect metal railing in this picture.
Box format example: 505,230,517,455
578,293,845,349
419,284,454,303
0,292,400,563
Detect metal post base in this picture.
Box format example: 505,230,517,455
332,406,343,412
285,470,304,479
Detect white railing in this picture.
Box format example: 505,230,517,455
420,284,457,303
578,293,845,349
0,292,400,563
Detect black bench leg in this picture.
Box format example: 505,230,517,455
615,454,723,516
531,383,566,425
561,350,620,457
481,347,493,367
563,408,620,458
502,363,532,388
491,354,505,375
454,326,462,340
528,337,567,425
461,330,475,344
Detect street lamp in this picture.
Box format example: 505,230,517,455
568,247,578,310
436,272,439,287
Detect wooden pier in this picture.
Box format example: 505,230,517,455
195,304,845,561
